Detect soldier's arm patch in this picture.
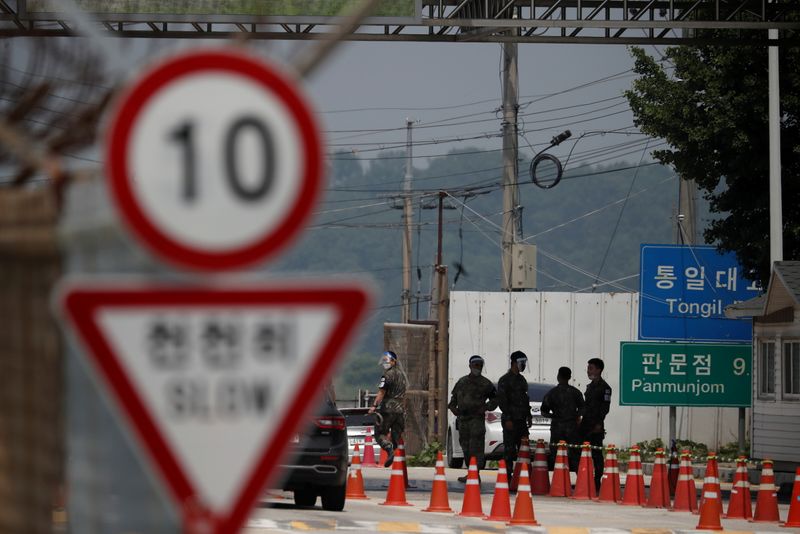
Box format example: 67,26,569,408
604,389,611,402
378,376,386,389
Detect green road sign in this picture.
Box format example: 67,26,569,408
619,341,751,407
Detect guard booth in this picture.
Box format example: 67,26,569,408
727,261,800,471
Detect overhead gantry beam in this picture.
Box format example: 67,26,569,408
0,0,797,45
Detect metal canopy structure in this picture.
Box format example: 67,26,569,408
1,1,798,45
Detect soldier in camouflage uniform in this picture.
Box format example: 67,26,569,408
540,366,584,471
497,350,532,483
368,351,407,467
448,355,497,482
579,357,612,492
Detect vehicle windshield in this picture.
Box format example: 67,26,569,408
528,383,552,402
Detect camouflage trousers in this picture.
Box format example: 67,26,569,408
457,416,486,469
375,411,404,450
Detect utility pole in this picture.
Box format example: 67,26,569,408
500,39,520,291
671,177,697,451
768,27,783,266
401,118,414,323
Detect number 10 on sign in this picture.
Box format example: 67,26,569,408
106,49,323,271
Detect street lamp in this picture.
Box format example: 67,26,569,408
529,129,572,189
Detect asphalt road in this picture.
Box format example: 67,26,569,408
245,466,796,533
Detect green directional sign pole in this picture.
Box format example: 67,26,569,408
619,341,752,407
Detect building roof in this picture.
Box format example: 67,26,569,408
725,261,800,319
773,261,800,303
724,294,767,319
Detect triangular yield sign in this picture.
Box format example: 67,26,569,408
58,279,370,534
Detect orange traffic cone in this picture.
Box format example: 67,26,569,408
725,456,752,520
597,444,622,503
706,453,724,516
621,446,646,506
510,437,531,492
668,442,680,496
752,459,781,523
422,450,452,513
550,440,572,497
459,457,484,518
672,449,697,513
696,453,723,530
531,439,550,495
485,459,512,522
379,443,412,506
398,438,410,488
362,427,378,467
346,444,368,500
508,463,540,526
573,442,596,500
783,467,800,527
645,448,671,508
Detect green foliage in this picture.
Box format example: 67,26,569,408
674,439,708,458
635,438,665,461
625,33,800,287
333,351,381,400
406,441,442,467
718,441,749,458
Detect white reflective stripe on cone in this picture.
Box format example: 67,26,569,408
678,474,693,481
605,467,620,474
391,470,404,475
704,492,718,499
704,477,718,484
468,464,478,471
533,461,547,467
762,469,774,476
628,469,642,475
433,475,446,481
496,483,509,489
518,485,531,492
436,461,444,467
466,479,480,486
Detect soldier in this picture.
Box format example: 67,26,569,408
448,355,497,483
368,351,407,467
497,350,532,483
540,366,584,471
579,357,612,492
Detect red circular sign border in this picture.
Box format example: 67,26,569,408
105,49,323,271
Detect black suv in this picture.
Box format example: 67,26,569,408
278,391,349,511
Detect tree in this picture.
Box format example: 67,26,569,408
624,35,800,287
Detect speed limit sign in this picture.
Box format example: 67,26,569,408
104,48,323,271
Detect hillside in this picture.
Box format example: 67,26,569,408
268,148,681,397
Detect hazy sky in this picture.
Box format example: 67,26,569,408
303,40,652,167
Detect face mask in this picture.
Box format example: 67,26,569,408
517,359,527,372
470,367,482,377
381,361,392,370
